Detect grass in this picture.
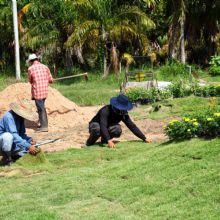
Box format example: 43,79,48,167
52,74,122,106
193,69,220,83
0,139,219,219
129,96,212,120
0,69,219,219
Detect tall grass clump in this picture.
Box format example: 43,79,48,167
156,61,190,81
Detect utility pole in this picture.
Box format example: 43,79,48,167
12,0,21,80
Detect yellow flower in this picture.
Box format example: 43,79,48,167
183,117,190,122
193,122,199,126
207,118,214,121
214,113,220,117
169,119,178,124
163,125,167,129
187,129,191,132
192,119,197,122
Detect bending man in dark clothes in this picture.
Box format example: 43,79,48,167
86,94,152,148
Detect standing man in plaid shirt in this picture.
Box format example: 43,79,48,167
27,54,54,132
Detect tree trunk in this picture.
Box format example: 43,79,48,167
110,43,119,74
74,44,85,64
102,25,107,76
168,22,178,60
168,0,180,61
180,9,186,64
65,48,73,71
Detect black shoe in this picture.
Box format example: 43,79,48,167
12,155,21,162
0,158,13,166
0,151,13,166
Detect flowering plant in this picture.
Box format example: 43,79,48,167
164,112,220,140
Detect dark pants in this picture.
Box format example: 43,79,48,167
86,122,122,146
35,99,46,110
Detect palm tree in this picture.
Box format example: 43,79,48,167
65,0,156,75
166,0,219,64
18,0,76,73
0,0,14,70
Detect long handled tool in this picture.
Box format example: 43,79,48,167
54,72,88,81
34,138,61,148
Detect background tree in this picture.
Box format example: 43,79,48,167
0,0,219,76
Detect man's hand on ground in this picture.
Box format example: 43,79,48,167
108,140,115,148
144,138,152,143
29,146,39,155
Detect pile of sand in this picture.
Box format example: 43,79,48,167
0,83,98,150
0,83,94,130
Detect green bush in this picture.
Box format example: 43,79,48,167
209,55,220,76
126,87,172,103
168,81,186,98
164,111,220,140
156,61,189,80
126,82,220,103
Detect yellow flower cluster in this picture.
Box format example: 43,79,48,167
207,118,214,121
183,118,197,123
193,122,199,126
183,117,190,122
214,112,220,117
168,119,178,125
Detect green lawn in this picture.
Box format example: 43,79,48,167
0,139,219,220
129,96,212,120
52,75,122,106
0,73,219,219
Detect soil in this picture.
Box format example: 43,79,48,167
0,83,169,152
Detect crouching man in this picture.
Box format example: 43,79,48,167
86,94,152,148
0,100,40,166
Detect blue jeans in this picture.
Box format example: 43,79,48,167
0,132,27,157
0,132,13,155
35,99,46,110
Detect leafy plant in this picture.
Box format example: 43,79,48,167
209,55,220,76
165,111,220,140
126,82,220,104
156,61,189,81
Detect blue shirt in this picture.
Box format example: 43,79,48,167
0,110,32,152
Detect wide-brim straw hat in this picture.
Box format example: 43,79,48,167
10,99,38,121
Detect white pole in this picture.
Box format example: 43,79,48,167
12,0,21,80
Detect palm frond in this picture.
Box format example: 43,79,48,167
71,0,93,10
142,0,158,7
20,19,60,49
18,3,31,32
116,5,155,29
109,23,139,41
65,20,100,47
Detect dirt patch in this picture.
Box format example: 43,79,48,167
0,83,169,152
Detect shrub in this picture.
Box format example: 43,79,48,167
164,118,200,140
126,82,220,104
156,60,189,80
168,81,188,98
126,87,171,103
209,55,220,76
164,111,220,140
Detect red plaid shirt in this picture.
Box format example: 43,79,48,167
28,61,53,100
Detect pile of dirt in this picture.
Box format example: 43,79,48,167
0,83,168,152
0,83,97,150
